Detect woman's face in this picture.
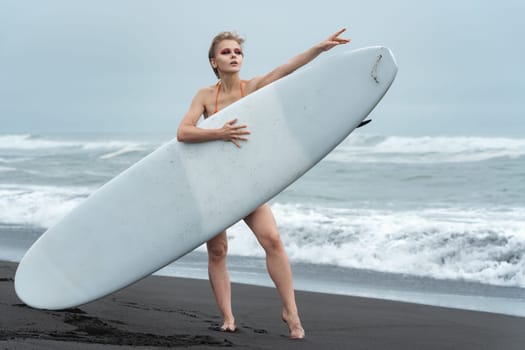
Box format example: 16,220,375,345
211,39,244,77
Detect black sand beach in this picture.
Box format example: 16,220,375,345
1,261,525,349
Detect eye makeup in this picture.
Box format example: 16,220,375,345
220,48,243,56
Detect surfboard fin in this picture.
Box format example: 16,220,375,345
357,119,372,128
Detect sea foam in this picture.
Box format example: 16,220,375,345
328,135,525,163
223,203,525,288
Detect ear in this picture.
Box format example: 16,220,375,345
210,58,217,68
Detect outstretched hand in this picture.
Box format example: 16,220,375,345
220,118,250,148
318,28,351,52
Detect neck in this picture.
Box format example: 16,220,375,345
218,73,241,92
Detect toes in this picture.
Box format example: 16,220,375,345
289,325,305,339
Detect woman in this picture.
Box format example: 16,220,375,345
177,28,350,339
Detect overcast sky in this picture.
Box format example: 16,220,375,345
0,0,523,136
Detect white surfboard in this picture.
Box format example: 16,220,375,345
15,46,398,310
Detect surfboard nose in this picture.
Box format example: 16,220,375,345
371,47,398,87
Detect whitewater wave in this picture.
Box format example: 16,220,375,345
328,135,525,163
99,145,148,159
0,166,16,173
3,133,524,163
3,182,524,287
223,203,525,288
0,184,91,228
0,134,151,154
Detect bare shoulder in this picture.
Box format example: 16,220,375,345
193,84,219,118
191,85,216,111
194,85,215,101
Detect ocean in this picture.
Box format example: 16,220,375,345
1,132,524,316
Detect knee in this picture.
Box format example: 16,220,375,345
260,232,284,253
207,240,228,263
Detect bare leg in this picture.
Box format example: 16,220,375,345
244,204,305,339
207,231,236,331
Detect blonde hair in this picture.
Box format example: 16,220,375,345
208,31,245,78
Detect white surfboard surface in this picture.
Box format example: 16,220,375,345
15,47,398,310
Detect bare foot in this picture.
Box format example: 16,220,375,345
282,312,305,339
220,317,236,332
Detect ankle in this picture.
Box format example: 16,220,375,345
223,315,235,326
282,308,299,320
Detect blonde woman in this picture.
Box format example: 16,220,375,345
177,28,350,339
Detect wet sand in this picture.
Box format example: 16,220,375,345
1,261,525,349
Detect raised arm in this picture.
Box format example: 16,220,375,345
249,28,350,91
177,89,250,148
